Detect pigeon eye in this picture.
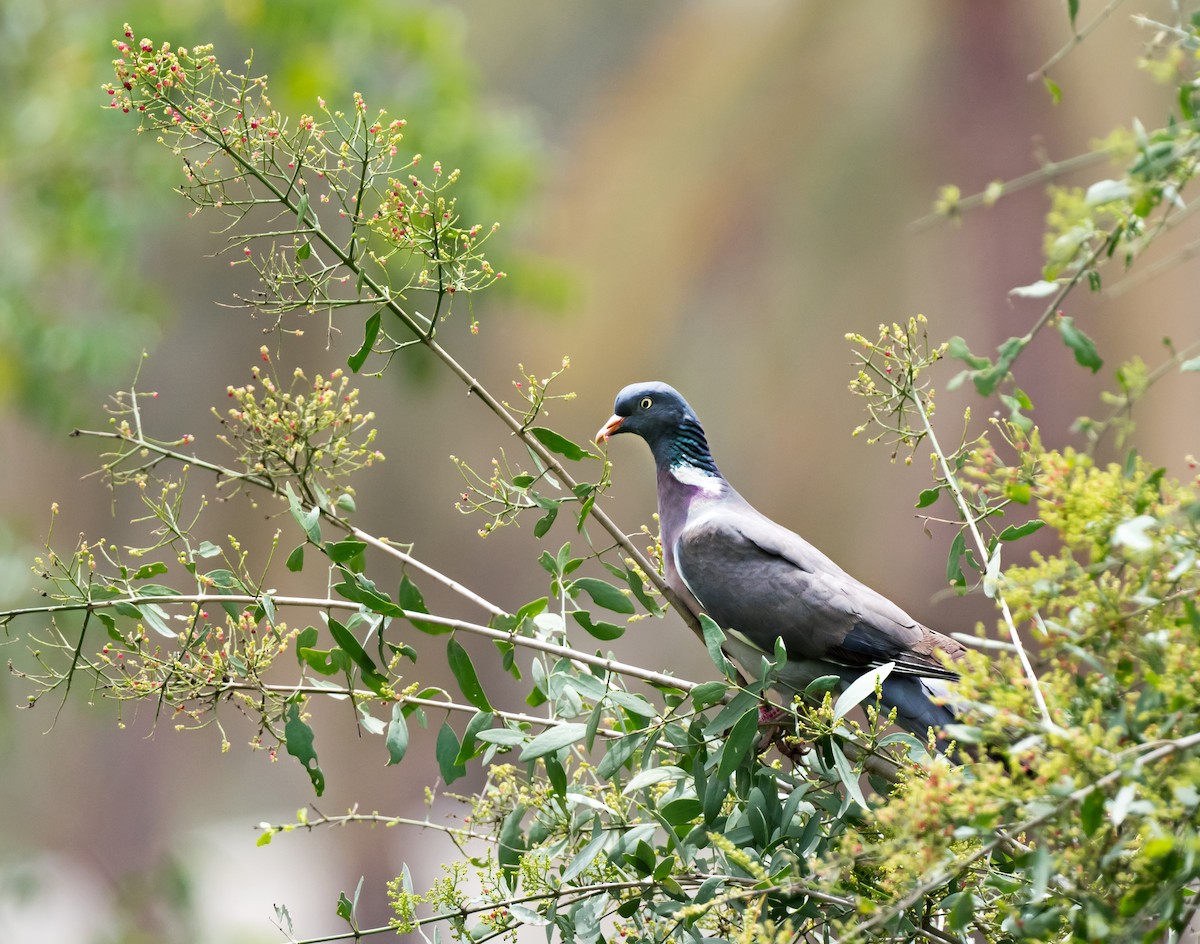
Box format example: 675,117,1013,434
639,397,653,410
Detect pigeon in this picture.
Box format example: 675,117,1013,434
596,380,965,748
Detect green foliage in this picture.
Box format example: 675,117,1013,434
0,0,540,421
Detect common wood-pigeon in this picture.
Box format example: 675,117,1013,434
597,381,965,747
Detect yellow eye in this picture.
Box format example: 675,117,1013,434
639,397,653,410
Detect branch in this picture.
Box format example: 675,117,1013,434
72,426,507,619
912,390,1061,735
1027,0,1129,82
6,593,701,694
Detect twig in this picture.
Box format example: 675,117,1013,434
1027,0,1129,82
911,150,1113,231
71,427,508,619
349,526,505,617
8,592,700,694
912,391,1061,735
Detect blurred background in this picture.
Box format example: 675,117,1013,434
2,1,1197,941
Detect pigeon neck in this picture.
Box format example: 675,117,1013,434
653,418,720,478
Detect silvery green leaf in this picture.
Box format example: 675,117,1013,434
833,662,895,721
983,545,1003,599
1008,279,1060,299
1085,178,1133,206
622,766,686,795
1112,515,1157,553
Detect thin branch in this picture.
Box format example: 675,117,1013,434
215,681,634,742
71,427,507,619
348,526,504,617
1027,0,1129,82
911,149,1113,231
7,593,700,694
912,391,1061,735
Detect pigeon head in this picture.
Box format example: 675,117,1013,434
596,381,719,475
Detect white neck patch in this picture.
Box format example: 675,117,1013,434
670,464,724,497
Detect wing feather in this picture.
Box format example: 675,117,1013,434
674,504,961,681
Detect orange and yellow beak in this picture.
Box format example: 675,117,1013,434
595,414,624,443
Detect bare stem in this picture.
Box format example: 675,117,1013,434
1027,0,1129,81
912,391,1060,734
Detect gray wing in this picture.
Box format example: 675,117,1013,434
674,503,962,681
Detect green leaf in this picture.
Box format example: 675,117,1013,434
946,336,991,370
1067,0,1079,28
998,520,1046,541
571,610,625,641
830,741,868,810
476,727,527,747
804,674,842,696
298,645,347,676
285,545,305,573
690,680,729,710
296,191,310,226
260,594,277,631
915,488,940,509
568,577,634,614
1081,786,1105,837
140,603,176,639
398,574,448,634
561,817,608,884
454,710,495,765
97,612,122,643
529,426,596,462
498,805,527,889
348,310,382,373
131,561,170,581
1058,315,1103,372
716,707,760,780
533,502,559,537
946,531,967,587
295,240,311,262
435,722,467,784
833,663,894,721
327,617,388,694
661,798,703,829
946,892,977,932
333,569,404,619
977,336,1029,395
699,614,733,678
1043,74,1062,105
385,703,409,766
295,627,319,666
326,539,367,564
446,638,493,711
596,733,641,779
519,722,588,762
622,565,664,616
285,700,325,796
283,483,321,544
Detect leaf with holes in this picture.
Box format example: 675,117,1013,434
285,700,325,796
